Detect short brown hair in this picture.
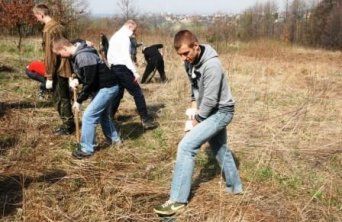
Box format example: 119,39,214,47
174,30,198,50
52,37,72,52
32,4,50,16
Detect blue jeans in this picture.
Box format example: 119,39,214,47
170,111,242,203
80,85,120,154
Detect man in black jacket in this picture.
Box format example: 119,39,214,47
141,44,167,84
52,37,121,159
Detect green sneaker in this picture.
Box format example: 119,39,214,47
154,200,186,216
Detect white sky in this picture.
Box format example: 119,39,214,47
86,0,287,16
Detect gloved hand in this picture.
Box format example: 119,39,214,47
185,108,197,120
134,73,141,83
184,120,193,132
86,40,94,47
73,102,81,112
46,80,53,89
69,78,79,89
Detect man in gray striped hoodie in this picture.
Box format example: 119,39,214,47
154,30,243,216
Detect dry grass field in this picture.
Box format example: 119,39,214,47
0,36,341,221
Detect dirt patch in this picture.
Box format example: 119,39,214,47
0,64,15,73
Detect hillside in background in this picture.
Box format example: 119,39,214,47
0,36,341,221
1,0,341,51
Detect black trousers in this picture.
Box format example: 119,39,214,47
110,65,148,120
26,69,46,91
141,55,166,83
52,75,74,130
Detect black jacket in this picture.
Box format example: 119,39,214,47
71,42,117,103
142,44,163,61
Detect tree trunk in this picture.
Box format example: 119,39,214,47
17,23,22,51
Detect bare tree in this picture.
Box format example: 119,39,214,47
308,0,342,48
261,1,278,37
286,0,306,42
117,0,138,21
238,1,278,40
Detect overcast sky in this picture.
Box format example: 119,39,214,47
86,0,287,16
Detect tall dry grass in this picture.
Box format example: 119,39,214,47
0,36,341,221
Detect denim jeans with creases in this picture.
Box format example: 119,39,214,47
170,111,243,203
80,85,120,154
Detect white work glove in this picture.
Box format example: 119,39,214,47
73,102,81,112
69,78,79,89
46,80,53,89
184,120,193,132
185,108,197,120
86,40,94,47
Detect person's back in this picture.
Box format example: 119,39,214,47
27,60,46,76
107,25,138,77
25,60,47,99
72,41,117,98
142,44,163,60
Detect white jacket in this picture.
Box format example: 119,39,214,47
107,26,137,76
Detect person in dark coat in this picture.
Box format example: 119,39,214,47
130,34,142,65
99,33,109,62
141,44,167,83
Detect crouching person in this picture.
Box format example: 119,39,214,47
25,60,48,100
52,37,121,159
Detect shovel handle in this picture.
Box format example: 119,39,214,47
73,88,80,143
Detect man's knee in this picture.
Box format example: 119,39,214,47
178,141,198,158
82,112,98,125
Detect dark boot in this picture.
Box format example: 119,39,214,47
72,146,92,159
53,123,75,136
141,116,158,130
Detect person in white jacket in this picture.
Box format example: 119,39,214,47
107,20,156,129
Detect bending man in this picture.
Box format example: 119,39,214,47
141,44,166,84
53,38,121,159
